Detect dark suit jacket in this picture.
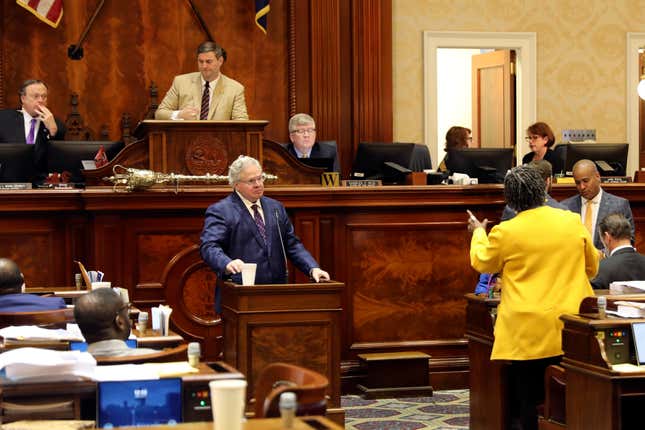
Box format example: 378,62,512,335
0,109,66,178
200,192,319,285
286,141,340,173
501,195,566,221
560,190,634,250
522,148,562,174
0,293,66,312
590,247,645,290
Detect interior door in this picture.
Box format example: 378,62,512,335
472,50,516,148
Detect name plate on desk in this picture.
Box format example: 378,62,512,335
343,179,382,187
0,183,32,190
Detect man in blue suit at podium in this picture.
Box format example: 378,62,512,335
200,155,330,285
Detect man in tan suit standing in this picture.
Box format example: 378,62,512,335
155,41,249,121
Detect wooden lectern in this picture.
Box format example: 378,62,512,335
219,280,343,410
83,120,269,185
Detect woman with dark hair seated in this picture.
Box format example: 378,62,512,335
467,165,598,430
437,126,472,173
523,122,562,173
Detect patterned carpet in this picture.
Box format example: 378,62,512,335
342,390,469,430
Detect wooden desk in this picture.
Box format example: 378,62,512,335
464,293,507,430
560,314,645,429
106,416,343,430
2,183,645,390
0,362,242,423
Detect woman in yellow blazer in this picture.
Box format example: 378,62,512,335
468,165,598,430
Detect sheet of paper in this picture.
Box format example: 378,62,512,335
0,326,84,341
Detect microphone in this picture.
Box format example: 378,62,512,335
275,209,289,283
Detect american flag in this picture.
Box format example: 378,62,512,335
17,0,63,28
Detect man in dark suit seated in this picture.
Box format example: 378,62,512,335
560,159,634,250
0,258,66,312
0,79,66,178
591,213,645,290
74,288,157,357
286,113,339,172
200,155,330,285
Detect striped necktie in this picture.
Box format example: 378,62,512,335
252,204,267,244
199,81,210,120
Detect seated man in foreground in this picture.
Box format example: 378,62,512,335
74,288,157,357
0,258,66,312
591,213,645,290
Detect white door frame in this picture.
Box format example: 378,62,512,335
626,33,643,177
423,31,537,167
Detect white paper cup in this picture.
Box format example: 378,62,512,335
209,379,247,430
91,281,111,289
241,263,257,286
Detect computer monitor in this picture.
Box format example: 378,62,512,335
564,143,628,176
97,378,182,427
0,144,37,183
48,141,125,183
445,148,515,184
351,142,417,183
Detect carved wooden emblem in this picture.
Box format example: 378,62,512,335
185,137,227,175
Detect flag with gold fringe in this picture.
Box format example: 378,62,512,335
17,0,63,28
254,0,270,34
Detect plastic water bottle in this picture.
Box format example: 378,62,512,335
279,392,297,428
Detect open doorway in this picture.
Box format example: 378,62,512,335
424,32,536,169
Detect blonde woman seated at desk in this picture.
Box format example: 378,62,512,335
74,288,157,357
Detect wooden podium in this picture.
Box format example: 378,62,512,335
83,120,269,185
219,280,343,410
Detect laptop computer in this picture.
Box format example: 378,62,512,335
97,378,182,427
632,322,645,365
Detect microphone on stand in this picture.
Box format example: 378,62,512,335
275,209,289,283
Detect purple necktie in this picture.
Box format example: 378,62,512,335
252,204,267,244
200,81,210,120
26,118,36,145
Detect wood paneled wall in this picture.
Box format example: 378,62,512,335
0,0,393,175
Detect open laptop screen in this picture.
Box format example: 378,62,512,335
97,378,182,428
632,322,645,365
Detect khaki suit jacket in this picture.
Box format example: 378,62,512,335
155,72,248,120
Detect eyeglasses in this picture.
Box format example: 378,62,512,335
525,135,543,141
238,173,266,186
290,128,316,135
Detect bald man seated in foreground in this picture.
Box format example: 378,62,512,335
74,288,157,357
0,258,66,312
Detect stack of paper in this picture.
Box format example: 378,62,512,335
151,305,173,336
0,326,84,342
614,301,645,318
0,348,96,381
610,281,645,294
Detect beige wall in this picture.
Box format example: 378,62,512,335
393,0,645,151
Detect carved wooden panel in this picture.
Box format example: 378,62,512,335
346,222,474,344
248,321,332,397
0,216,83,288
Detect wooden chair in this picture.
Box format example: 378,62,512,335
95,343,188,365
538,365,567,430
253,362,328,418
0,308,74,329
